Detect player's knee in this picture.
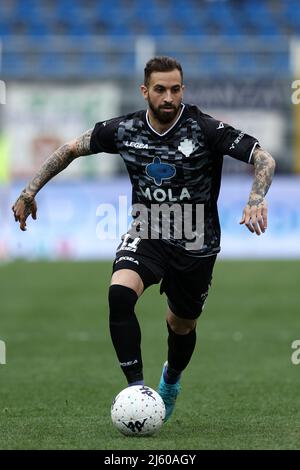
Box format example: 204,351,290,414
167,312,197,335
111,269,144,297
170,323,196,335
108,285,138,322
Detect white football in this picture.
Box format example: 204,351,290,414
111,385,166,436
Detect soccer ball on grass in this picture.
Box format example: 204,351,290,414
111,385,165,436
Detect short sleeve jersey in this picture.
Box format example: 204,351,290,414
90,104,258,257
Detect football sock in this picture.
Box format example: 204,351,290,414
163,364,181,385
128,380,144,387
109,285,143,384
165,321,196,384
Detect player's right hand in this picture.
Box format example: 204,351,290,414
239,198,268,236
12,191,37,231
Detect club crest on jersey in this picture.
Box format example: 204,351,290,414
146,157,176,186
178,139,196,158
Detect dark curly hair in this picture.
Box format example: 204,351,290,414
144,56,183,87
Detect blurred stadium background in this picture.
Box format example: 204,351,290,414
1,0,300,450
0,0,300,259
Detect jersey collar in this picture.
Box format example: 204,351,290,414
145,104,185,137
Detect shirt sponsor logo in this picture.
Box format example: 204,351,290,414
124,141,149,149
146,156,176,186
140,186,191,202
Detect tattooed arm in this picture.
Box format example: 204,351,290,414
12,129,93,231
240,146,276,235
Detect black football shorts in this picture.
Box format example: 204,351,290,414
112,234,217,319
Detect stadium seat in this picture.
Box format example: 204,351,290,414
1,0,299,79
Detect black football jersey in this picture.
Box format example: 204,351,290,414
90,104,258,257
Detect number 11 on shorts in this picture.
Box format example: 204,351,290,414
119,234,141,252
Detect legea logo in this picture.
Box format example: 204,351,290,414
124,141,149,149
0,340,6,364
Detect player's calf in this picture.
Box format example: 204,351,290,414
108,284,144,385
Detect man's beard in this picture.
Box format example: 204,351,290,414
148,98,181,124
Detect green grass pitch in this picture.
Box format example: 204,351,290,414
0,260,300,450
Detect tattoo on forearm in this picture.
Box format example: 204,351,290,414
24,129,92,197
75,129,92,156
25,143,74,196
248,147,275,207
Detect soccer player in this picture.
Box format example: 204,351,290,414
12,56,275,422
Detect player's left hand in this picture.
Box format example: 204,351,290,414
239,198,268,236
12,191,37,231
